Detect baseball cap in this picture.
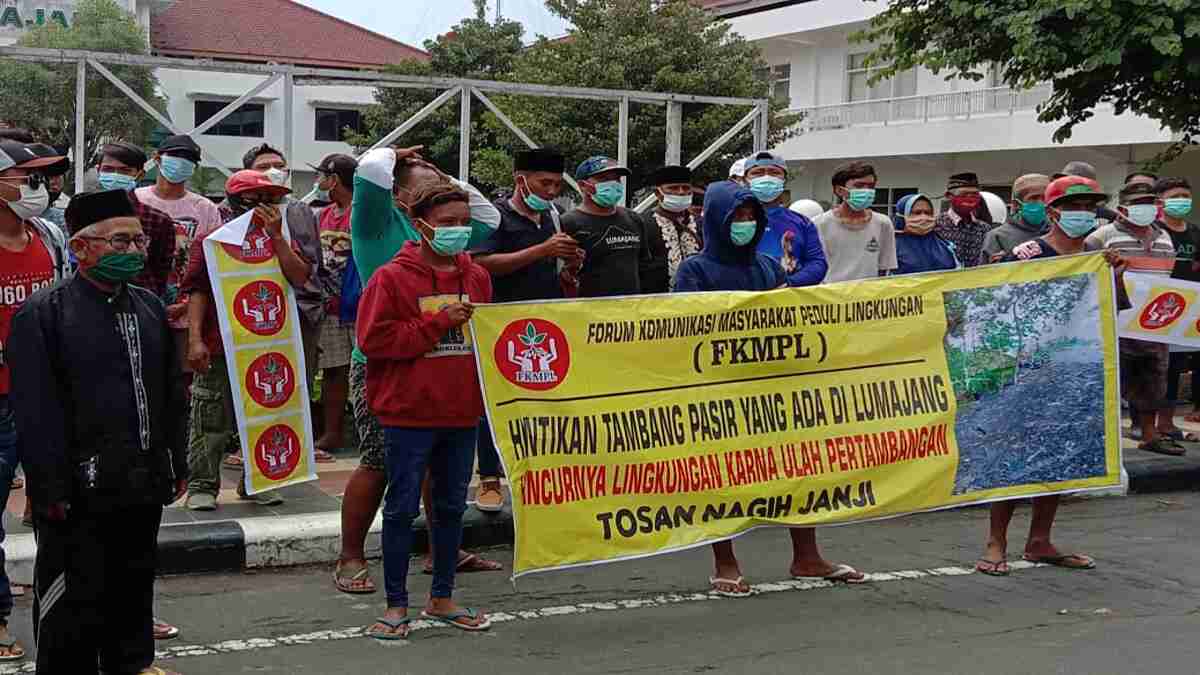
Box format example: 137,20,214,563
158,134,202,163
575,156,630,181
225,170,292,197
28,143,70,176
1045,175,1108,207
308,153,357,186
743,152,787,174
0,140,65,172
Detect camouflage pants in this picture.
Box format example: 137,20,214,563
187,354,244,495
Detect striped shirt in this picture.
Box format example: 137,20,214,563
1084,222,1175,275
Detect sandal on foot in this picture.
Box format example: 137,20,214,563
423,552,503,575
1023,553,1095,570
1139,437,1186,456
334,561,377,594
709,576,752,598
421,608,491,632
222,454,243,468
153,617,180,640
367,616,413,641
314,449,337,463
975,558,1010,577
0,637,24,662
1159,428,1199,442
793,563,868,584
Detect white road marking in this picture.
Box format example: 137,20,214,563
0,560,1043,672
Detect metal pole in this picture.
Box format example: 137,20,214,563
754,102,770,153
618,96,629,169
665,101,682,165
189,73,282,137
459,86,472,180
366,86,461,152
74,58,86,193
283,70,295,186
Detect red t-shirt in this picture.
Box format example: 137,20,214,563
319,204,351,315
0,229,54,394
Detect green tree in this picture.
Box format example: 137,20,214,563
498,0,799,193
345,0,525,193
854,0,1200,166
0,0,160,165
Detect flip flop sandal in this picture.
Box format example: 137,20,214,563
367,616,414,641
975,558,1010,577
314,449,337,463
153,617,180,640
1160,429,1200,442
334,562,377,594
794,563,868,584
1023,553,1096,570
423,553,503,575
0,637,24,661
421,608,491,632
708,576,752,598
222,455,244,467
1139,437,1186,456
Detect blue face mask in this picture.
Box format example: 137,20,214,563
591,180,625,208
749,176,785,203
1125,203,1159,227
845,188,876,211
1057,210,1097,238
159,155,196,184
730,220,757,246
98,172,138,192
1165,197,1193,219
1019,200,1046,227
422,221,472,257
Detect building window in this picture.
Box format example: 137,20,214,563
194,101,265,138
847,53,916,102
873,187,919,218
755,64,791,107
315,108,364,142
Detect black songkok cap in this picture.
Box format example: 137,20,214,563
514,148,565,173
651,165,692,186
946,172,980,190
65,189,136,235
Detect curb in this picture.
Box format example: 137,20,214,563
1126,457,1200,494
3,505,513,585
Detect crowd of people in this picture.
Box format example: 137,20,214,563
0,123,1194,667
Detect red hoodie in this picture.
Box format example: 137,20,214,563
356,241,493,428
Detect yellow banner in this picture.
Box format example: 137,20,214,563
471,254,1121,576
203,211,317,494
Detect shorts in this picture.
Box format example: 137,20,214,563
1120,338,1169,410
318,316,354,370
350,360,385,471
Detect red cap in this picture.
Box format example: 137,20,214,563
225,170,292,197
1044,175,1108,207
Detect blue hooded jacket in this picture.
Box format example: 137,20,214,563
893,193,959,275
674,181,787,292
757,206,827,286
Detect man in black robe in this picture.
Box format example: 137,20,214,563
9,189,187,675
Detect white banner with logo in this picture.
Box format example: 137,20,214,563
1118,273,1200,348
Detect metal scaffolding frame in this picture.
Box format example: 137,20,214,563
0,46,770,206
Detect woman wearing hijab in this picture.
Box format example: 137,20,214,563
893,193,960,275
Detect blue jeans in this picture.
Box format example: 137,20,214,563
476,416,504,478
381,426,475,609
0,395,17,623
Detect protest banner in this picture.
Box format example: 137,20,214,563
203,210,317,494
1118,272,1200,348
471,254,1122,576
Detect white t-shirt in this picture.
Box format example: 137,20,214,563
812,209,898,283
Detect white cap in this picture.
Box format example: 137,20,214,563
729,158,746,178
788,199,824,221
980,191,1007,224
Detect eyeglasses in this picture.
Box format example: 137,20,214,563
0,173,44,190
79,233,150,251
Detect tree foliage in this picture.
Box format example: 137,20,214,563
854,0,1200,167
0,0,159,163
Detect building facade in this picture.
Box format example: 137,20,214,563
710,0,1198,216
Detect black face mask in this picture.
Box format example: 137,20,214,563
228,193,282,215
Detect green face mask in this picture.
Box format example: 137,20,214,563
89,252,146,284
730,220,757,246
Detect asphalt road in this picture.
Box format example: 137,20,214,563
7,491,1200,674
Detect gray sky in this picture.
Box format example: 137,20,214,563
295,0,570,49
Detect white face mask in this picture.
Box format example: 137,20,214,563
4,183,49,221
265,168,289,187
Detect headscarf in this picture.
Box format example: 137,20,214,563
893,193,936,235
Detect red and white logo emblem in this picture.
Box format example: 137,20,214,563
222,224,275,264
233,280,287,336
494,319,570,391
254,424,301,481
245,352,296,409
1139,291,1187,330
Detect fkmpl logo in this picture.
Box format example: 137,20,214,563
233,281,287,336
1139,291,1186,330
245,352,295,409
254,424,300,481
495,320,570,391
222,225,275,264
